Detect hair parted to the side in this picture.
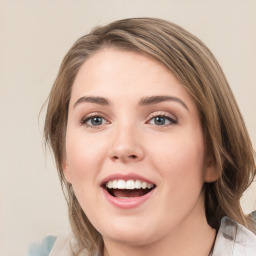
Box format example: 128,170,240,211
44,18,256,255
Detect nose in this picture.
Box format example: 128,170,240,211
108,124,145,163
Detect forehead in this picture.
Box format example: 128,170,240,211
70,48,195,108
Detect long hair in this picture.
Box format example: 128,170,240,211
44,18,256,255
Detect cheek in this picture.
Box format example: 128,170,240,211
149,130,206,184
65,129,105,175
65,131,102,206
151,134,206,215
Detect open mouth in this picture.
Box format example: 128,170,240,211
103,179,156,199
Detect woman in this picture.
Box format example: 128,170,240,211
30,18,256,256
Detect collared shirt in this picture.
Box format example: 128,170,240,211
211,217,256,255
27,217,256,256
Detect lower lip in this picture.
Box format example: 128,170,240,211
102,187,155,209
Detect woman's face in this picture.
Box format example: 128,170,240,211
64,48,215,246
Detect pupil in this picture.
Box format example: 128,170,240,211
155,116,165,125
92,117,102,125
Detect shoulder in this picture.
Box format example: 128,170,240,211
27,234,95,256
212,217,256,256
27,236,57,256
48,234,76,256
27,234,76,256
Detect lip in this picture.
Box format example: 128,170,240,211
100,173,156,209
101,186,156,209
100,172,155,185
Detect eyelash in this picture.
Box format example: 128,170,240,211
147,113,177,126
80,112,178,128
80,113,108,128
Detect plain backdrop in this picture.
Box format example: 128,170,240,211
0,1,255,255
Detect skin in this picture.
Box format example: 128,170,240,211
64,48,217,256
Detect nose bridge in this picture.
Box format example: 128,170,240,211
109,118,144,162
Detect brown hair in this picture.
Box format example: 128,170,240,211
44,17,256,255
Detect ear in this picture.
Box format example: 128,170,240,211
204,158,220,183
63,160,72,184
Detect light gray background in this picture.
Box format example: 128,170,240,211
0,1,255,255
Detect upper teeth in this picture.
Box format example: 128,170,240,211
106,179,154,190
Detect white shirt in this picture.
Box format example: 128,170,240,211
211,217,256,255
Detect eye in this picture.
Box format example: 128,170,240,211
148,114,177,126
81,115,107,127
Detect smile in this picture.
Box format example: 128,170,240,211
101,175,156,209
106,179,154,189
104,179,155,199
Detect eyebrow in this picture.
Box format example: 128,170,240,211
73,96,110,108
139,96,188,110
73,95,188,111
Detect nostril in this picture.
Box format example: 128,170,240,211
110,153,140,162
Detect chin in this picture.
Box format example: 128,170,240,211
106,232,156,247
100,219,160,246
